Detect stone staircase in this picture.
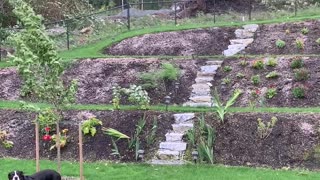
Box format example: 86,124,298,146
223,24,259,57
183,60,223,107
151,113,195,165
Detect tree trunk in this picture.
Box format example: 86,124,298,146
56,122,61,173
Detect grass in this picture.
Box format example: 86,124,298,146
57,14,320,61
1,158,320,180
0,100,320,113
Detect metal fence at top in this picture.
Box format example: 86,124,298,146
0,0,319,55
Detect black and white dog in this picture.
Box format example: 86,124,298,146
8,169,61,180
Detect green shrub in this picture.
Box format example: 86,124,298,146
251,75,260,85
316,38,320,45
294,68,309,81
292,86,305,98
266,88,277,99
266,71,279,79
257,117,278,139
251,60,264,69
138,72,158,90
301,27,309,35
159,63,180,81
223,66,232,72
296,38,304,49
290,58,304,69
266,58,277,67
275,39,286,48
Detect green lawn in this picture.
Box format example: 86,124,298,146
1,158,319,180
0,100,320,113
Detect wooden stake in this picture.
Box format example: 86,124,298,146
79,123,84,180
35,121,40,172
56,122,61,173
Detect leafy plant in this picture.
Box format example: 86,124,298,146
212,88,242,123
129,115,146,161
294,68,309,81
295,38,304,49
249,89,262,110
50,129,69,150
275,39,286,48
239,60,248,67
251,75,260,86
251,60,264,69
266,71,279,79
266,88,277,99
236,73,245,79
221,77,231,85
223,66,232,72
146,117,158,147
197,114,215,164
111,85,121,110
257,117,278,139
316,38,320,45
81,118,102,137
290,57,304,69
102,127,129,156
0,130,14,149
301,27,309,35
186,127,196,148
123,85,150,109
266,58,277,67
292,86,305,98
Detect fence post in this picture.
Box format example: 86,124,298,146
248,0,252,21
294,0,297,16
174,1,177,25
213,0,216,23
35,121,40,172
66,20,70,50
79,123,84,180
127,3,131,30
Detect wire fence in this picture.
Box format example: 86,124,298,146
0,0,319,58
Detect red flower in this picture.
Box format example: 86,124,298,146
42,135,52,141
45,127,51,132
255,89,261,95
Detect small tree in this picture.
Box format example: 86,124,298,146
8,0,77,173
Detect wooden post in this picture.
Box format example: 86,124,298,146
79,123,84,180
35,121,40,172
56,122,61,174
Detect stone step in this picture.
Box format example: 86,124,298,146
173,113,195,123
200,65,219,74
195,76,214,83
192,83,211,91
223,44,246,57
243,24,259,33
189,96,212,103
183,102,213,107
150,159,185,165
160,142,187,151
206,60,223,65
165,132,184,142
197,71,216,76
191,89,211,96
156,150,181,160
172,123,193,134
230,38,254,46
235,29,254,39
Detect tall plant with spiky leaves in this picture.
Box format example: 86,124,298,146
212,88,242,123
8,0,77,173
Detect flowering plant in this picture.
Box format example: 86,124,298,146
251,60,264,69
249,89,262,110
50,129,69,150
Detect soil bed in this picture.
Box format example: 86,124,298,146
105,28,236,56
246,20,320,55
212,56,320,107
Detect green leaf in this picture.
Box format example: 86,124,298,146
90,127,97,137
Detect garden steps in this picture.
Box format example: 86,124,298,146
223,24,259,57
150,113,195,165
183,60,220,107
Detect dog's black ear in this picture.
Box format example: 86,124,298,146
18,171,24,176
8,172,14,179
